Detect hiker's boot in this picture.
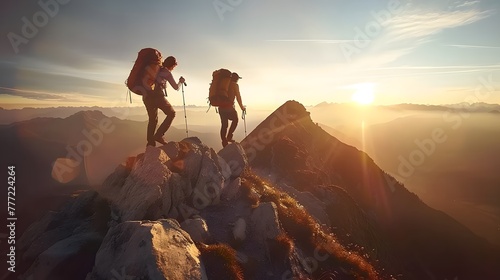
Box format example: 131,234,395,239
222,139,229,147
154,134,167,145
226,133,236,143
146,141,156,147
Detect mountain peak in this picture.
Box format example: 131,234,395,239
67,110,108,122
241,100,500,279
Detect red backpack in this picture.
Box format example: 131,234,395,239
208,68,232,106
126,48,162,95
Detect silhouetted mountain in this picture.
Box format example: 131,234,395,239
241,100,500,279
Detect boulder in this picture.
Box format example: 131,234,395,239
101,146,172,221
278,183,331,227
221,177,242,201
218,143,248,178
100,141,227,221
87,219,207,280
250,202,281,242
179,141,226,210
232,217,247,242
22,232,103,280
18,211,58,254
181,217,211,243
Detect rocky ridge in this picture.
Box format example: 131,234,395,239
17,136,380,280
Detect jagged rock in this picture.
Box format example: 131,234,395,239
161,141,181,159
218,143,249,178
87,219,207,280
232,217,247,242
250,202,281,242
99,164,130,199
221,177,242,201
181,217,210,243
21,232,103,280
217,153,232,181
180,141,226,210
21,218,96,265
18,211,58,254
100,146,172,221
61,191,99,218
97,139,230,223
163,173,191,218
277,183,331,227
182,136,203,145
18,191,105,265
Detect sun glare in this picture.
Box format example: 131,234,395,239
351,83,375,105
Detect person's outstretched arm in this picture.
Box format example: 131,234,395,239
162,70,184,91
235,84,245,111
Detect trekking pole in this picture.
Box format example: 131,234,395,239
181,83,189,138
242,108,247,137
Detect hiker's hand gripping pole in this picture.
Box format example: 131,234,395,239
181,83,189,138
242,107,247,138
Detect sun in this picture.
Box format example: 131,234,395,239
351,83,375,105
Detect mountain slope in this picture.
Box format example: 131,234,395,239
241,100,500,279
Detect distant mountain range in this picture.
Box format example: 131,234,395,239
2,102,500,125
314,101,500,113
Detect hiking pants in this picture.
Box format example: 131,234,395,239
143,93,176,145
219,106,238,141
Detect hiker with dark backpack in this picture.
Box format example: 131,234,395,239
218,72,245,147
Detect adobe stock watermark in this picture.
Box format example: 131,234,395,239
281,246,330,279
51,117,116,183
389,73,498,187
110,267,136,280
7,0,72,54
213,0,243,21
340,0,404,62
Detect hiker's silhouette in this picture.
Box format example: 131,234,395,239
144,56,185,146
218,72,245,147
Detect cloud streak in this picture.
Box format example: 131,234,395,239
456,1,481,8
0,86,96,103
446,44,500,49
346,6,494,75
385,9,491,44
266,39,359,44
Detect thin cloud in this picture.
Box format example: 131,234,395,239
352,7,493,69
456,1,481,8
372,64,500,70
0,87,82,102
446,44,500,49
386,9,491,43
355,64,500,80
266,39,360,44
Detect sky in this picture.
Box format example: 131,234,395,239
0,0,499,109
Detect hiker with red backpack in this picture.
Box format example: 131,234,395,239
126,49,185,146
219,72,245,147
146,56,185,146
